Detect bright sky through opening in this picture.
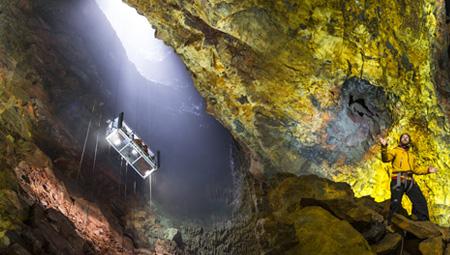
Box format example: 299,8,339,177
95,0,179,84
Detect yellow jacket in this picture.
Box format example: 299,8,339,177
381,146,428,175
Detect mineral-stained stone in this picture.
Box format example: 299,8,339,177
126,0,450,225
419,236,444,255
289,206,374,255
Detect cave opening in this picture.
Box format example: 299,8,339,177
33,0,239,225
90,0,237,223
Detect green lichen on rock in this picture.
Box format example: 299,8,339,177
261,175,380,254
0,190,24,244
419,236,444,255
0,1,51,243
0,82,34,248
288,206,374,255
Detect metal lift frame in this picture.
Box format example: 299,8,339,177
106,113,158,179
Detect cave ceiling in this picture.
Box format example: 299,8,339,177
125,0,450,225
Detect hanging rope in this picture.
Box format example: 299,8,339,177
124,163,128,198
149,174,152,208
77,103,96,180
91,133,99,175
77,119,92,180
90,113,102,177
399,230,406,255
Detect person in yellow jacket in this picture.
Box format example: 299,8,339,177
379,133,438,226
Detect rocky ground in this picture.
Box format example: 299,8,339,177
262,174,450,255
4,150,450,254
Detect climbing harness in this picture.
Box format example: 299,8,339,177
392,172,414,192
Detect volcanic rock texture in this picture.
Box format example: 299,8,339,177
1,0,450,254
0,0,257,254
0,0,139,253
126,0,450,225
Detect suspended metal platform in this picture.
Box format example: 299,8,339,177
106,113,158,179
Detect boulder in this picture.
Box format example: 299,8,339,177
269,175,357,221
269,175,385,243
392,214,442,239
300,198,385,243
419,236,444,255
439,227,450,243
290,206,374,255
269,175,355,206
255,217,298,255
164,228,182,246
370,233,402,255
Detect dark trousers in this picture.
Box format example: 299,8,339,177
387,178,429,224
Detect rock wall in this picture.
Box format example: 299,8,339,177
0,0,145,253
126,0,450,225
1,0,120,252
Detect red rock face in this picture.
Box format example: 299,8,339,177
14,149,132,254
0,0,255,253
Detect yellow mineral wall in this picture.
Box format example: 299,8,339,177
127,0,450,225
